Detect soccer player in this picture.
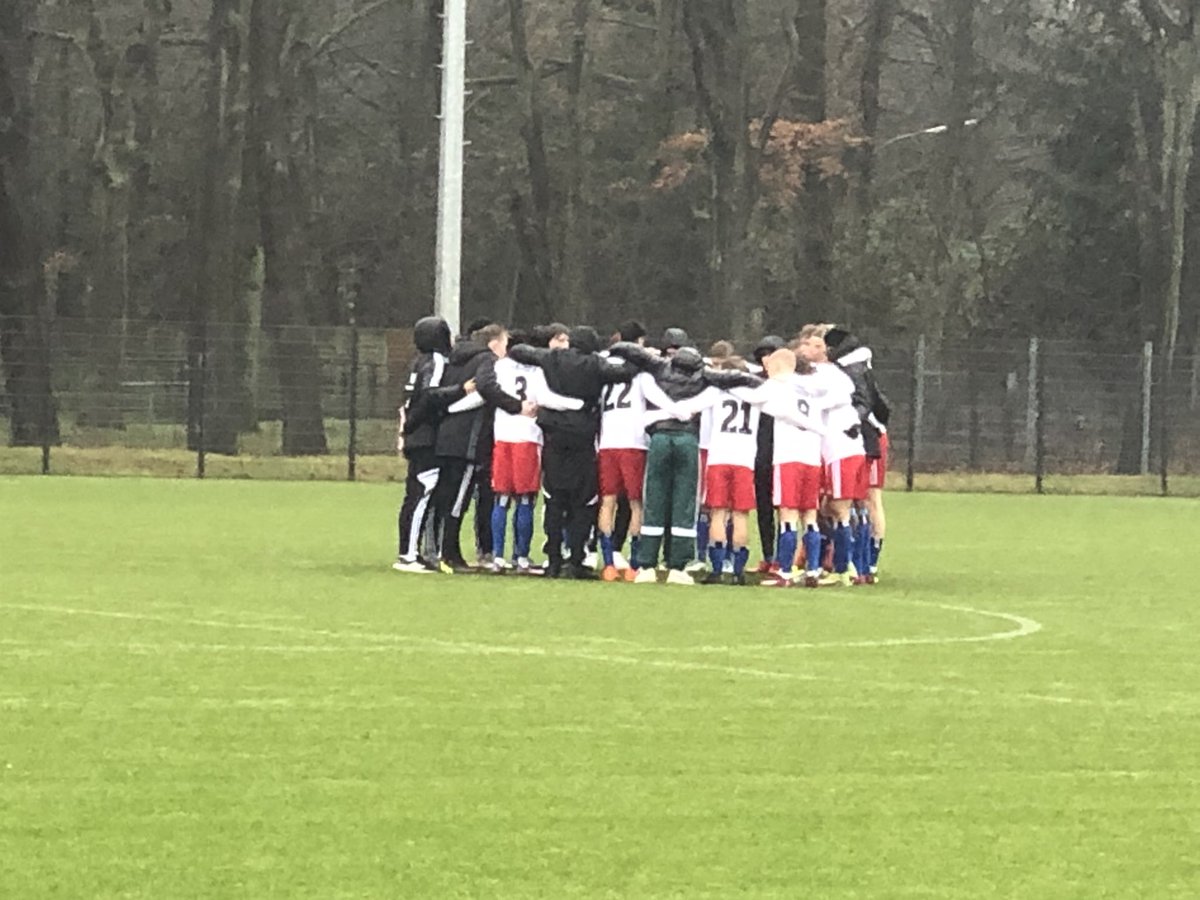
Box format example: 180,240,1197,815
758,348,828,588
596,358,649,582
394,316,474,573
795,324,869,587
607,321,648,569
607,341,760,584
751,335,786,572
824,327,892,582
509,326,636,579
432,324,532,573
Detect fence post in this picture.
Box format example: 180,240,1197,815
347,303,360,483
1141,340,1153,476
906,334,925,492
38,298,54,475
196,340,207,480
1024,337,1039,474
1035,338,1045,495
1160,347,1171,497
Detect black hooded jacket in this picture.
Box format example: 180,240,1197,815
825,329,891,459
402,317,467,454
752,335,786,465
508,326,635,446
434,339,523,464
607,343,763,436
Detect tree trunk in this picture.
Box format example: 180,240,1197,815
507,0,556,319
682,0,753,342
249,0,328,456
560,0,592,325
0,0,58,447
187,0,254,455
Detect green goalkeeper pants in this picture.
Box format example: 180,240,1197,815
637,430,700,571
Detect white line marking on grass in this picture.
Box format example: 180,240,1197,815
611,601,1042,654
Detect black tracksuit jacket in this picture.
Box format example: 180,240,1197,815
402,318,467,456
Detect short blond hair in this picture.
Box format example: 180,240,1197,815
796,323,833,342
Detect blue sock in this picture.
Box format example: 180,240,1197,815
599,532,615,567
490,500,508,560
629,535,641,570
696,513,710,561
777,525,798,574
733,546,750,577
803,526,823,574
514,498,534,559
870,537,884,572
709,541,726,573
834,522,852,574
856,515,871,575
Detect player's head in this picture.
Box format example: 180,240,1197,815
569,325,602,354
753,335,786,365
822,326,863,363
711,353,748,372
660,327,690,356
464,317,494,339
671,346,705,375
708,340,735,362
508,327,530,350
546,322,570,349
764,347,799,379
414,316,452,355
794,323,831,364
473,323,509,359
615,320,647,345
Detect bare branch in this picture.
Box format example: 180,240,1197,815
597,15,656,33
1136,0,1185,39
313,0,400,60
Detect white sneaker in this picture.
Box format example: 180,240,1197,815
392,559,433,575
722,557,734,574
633,568,659,585
486,559,506,574
583,552,599,570
665,569,694,586
613,551,630,571
684,559,708,575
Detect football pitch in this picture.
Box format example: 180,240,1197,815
2,477,1198,898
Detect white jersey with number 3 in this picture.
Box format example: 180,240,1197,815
492,358,544,445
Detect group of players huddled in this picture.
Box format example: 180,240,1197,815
393,317,890,588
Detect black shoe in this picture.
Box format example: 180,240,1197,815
441,557,476,575
701,572,725,585
568,564,598,581
732,573,748,586
544,561,564,579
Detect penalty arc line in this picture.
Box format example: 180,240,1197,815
1,601,1094,708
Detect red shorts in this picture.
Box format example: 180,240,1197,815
705,464,755,512
773,462,822,511
868,433,889,489
492,441,541,496
598,448,646,501
824,455,867,501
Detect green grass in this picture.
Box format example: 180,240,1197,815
2,478,1199,898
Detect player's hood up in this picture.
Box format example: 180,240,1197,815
569,325,601,354
671,347,705,375
660,327,690,351
824,328,872,368
414,316,452,355
753,334,786,364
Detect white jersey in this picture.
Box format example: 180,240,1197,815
704,388,761,469
599,372,649,450
812,362,864,462
768,375,825,467
698,405,715,451
492,358,544,445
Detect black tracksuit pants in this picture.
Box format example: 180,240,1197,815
398,447,440,561
432,457,478,565
542,433,598,569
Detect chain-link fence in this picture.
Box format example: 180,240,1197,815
2,316,1198,494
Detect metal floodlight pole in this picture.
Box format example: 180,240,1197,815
434,0,467,337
